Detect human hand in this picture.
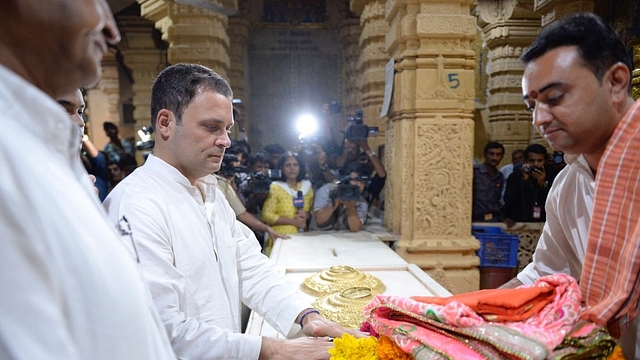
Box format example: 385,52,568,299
301,312,368,339
354,138,369,150
532,167,546,186
267,227,291,240
293,215,307,229
260,337,333,360
297,209,310,220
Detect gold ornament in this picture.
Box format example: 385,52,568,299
312,286,374,329
301,265,386,296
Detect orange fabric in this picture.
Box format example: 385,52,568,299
580,99,640,337
411,286,556,322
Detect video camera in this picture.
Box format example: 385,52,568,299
331,174,370,201
344,109,379,141
219,154,250,178
247,169,282,195
298,136,324,158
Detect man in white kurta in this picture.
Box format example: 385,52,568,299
104,63,351,360
0,59,175,360
0,0,176,358
105,155,311,358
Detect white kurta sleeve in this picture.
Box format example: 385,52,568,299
233,221,310,336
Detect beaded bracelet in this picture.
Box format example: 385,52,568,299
299,309,320,330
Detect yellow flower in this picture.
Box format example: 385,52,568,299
329,334,379,360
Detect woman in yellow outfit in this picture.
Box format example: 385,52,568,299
262,152,313,251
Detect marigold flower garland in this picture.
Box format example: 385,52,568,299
328,333,413,360
607,345,625,360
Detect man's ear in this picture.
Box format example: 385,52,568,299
156,109,174,139
607,62,631,102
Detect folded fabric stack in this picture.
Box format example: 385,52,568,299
363,274,617,360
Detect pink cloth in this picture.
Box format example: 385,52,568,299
364,274,582,360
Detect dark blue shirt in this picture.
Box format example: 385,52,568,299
472,163,504,221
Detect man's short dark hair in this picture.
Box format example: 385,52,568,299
484,141,505,155
264,143,286,156
343,161,369,178
150,63,232,129
524,143,548,159
521,13,632,83
248,151,269,166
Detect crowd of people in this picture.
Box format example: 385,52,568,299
472,141,566,226
2,0,640,358
213,123,387,251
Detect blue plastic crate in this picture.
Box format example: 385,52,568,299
471,225,505,235
473,227,519,268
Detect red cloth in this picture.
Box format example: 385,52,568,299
412,286,556,322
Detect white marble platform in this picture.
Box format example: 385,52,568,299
245,229,452,337
269,230,406,269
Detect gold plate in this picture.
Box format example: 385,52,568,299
301,265,386,296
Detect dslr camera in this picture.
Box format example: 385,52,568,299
521,163,542,174
344,109,379,141
247,169,282,195
331,174,370,201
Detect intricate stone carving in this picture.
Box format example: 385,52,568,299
476,0,516,24
414,120,474,236
535,0,594,28
417,14,476,37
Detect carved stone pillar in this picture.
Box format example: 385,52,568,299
138,0,233,79
119,16,164,132
534,0,594,27
338,18,363,119
351,0,390,151
477,1,540,159
385,0,479,294
86,49,121,149
227,16,250,138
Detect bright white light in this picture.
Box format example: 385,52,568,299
296,114,317,138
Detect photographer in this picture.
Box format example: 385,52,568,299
336,113,387,207
215,155,289,244
502,144,552,227
310,163,369,232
